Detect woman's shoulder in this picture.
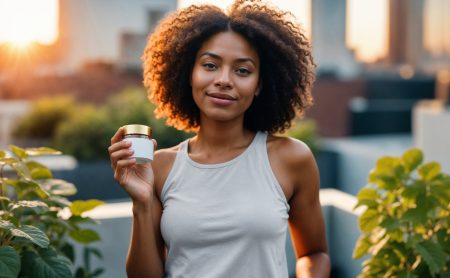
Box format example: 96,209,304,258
267,134,314,166
152,142,184,196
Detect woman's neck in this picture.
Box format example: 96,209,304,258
191,118,254,153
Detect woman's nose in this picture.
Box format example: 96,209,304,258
214,70,233,90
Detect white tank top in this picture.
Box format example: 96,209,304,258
160,131,290,278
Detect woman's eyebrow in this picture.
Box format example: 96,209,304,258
198,51,257,66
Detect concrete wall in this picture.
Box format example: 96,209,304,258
414,100,450,174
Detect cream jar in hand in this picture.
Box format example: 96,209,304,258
122,124,153,164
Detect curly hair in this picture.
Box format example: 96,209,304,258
143,0,315,133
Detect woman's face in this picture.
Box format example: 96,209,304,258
191,31,260,124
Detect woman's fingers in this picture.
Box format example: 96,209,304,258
108,139,131,154
110,126,124,144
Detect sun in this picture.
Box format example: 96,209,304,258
0,0,58,47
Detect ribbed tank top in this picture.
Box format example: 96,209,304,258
160,131,290,278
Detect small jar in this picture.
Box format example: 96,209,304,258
122,124,153,164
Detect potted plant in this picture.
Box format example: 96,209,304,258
353,148,449,277
0,145,104,278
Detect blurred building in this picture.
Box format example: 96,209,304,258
386,0,425,67
57,0,176,72
310,0,361,79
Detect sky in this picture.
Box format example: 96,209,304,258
0,0,58,46
0,0,448,62
179,0,387,62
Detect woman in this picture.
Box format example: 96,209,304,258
108,0,330,277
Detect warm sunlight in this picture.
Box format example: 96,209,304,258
0,0,58,46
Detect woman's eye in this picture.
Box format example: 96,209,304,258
202,63,216,70
236,67,250,76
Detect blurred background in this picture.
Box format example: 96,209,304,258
0,0,449,277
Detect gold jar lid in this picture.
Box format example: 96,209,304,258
122,124,152,137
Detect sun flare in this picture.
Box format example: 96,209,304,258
0,0,58,46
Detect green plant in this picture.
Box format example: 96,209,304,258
353,148,450,277
12,97,76,139
286,118,320,155
53,106,114,160
53,87,191,160
103,87,192,149
0,145,105,278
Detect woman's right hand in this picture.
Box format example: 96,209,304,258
108,127,156,207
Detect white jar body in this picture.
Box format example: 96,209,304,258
123,137,154,164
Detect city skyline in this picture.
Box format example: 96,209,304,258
0,0,448,65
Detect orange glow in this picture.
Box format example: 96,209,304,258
0,0,58,46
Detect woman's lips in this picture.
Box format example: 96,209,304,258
206,92,237,105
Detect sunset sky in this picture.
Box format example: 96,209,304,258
0,0,448,62
0,0,58,46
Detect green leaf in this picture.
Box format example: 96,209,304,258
415,241,446,274
21,248,72,278
15,180,49,199
387,229,403,242
368,170,398,190
9,145,28,159
380,217,400,231
91,268,105,277
429,182,450,206
40,179,77,196
359,209,382,233
355,188,380,209
353,236,371,259
418,162,441,181
0,157,19,165
357,188,380,201
46,196,71,208
0,151,5,158
0,220,15,231
60,243,75,263
9,200,49,213
26,161,53,179
70,199,104,216
69,229,101,244
11,225,49,248
11,161,31,179
68,215,99,226
402,148,423,172
0,246,20,278
75,267,86,278
437,229,450,253
401,181,426,201
0,196,11,208
401,207,428,226
25,147,62,156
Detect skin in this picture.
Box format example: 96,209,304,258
109,31,330,278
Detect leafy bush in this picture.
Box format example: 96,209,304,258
39,87,191,160
287,118,320,154
0,145,104,278
353,148,450,277
12,97,76,139
53,106,114,161
103,87,192,149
